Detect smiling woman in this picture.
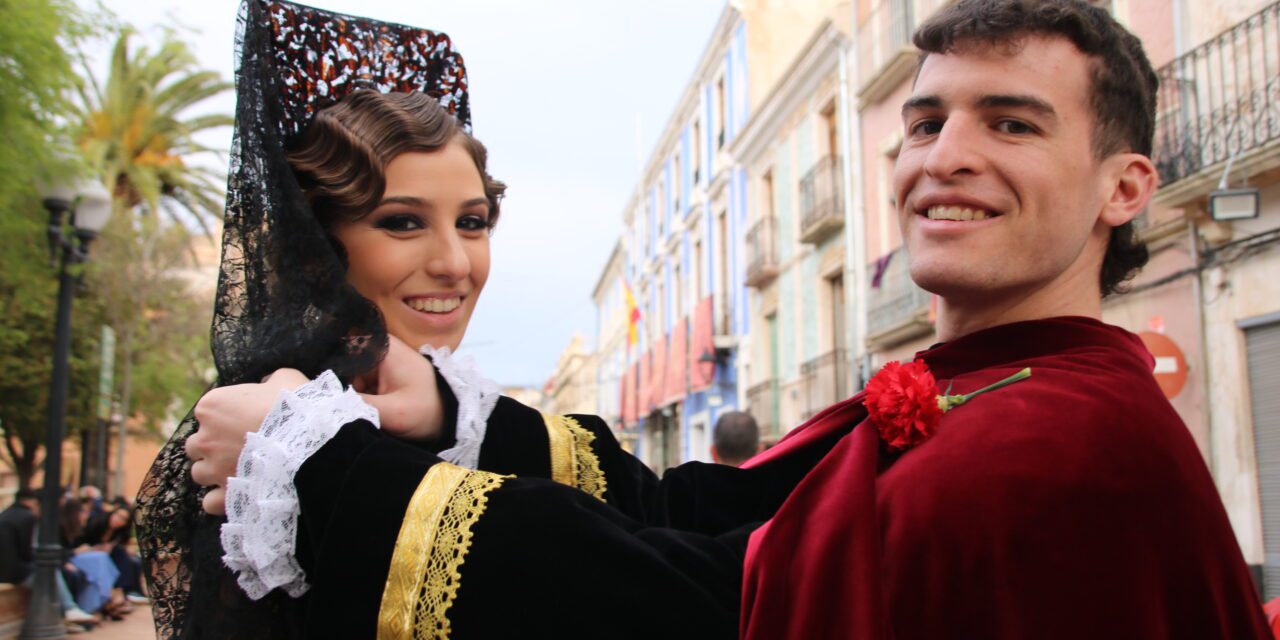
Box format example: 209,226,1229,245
288,91,501,352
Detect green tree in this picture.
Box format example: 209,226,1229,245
72,27,230,491
0,0,104,489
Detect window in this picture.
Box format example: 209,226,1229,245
762,170,775,221
673,153,682,216
717,209,730,333
715,75,727,149
674,263,683,320
694,237,704,302
692,119,702,185
822,102,839,158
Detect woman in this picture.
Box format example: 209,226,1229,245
59,498,124,620
82,505,145,605
137,1,664,637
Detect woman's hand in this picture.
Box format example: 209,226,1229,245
186,368,309,516
354,335,444,442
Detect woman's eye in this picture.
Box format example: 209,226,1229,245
996,119,1034,135
375,214,424,232
457,214,489,232
909,119,942,137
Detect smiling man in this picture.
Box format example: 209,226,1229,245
741,0,1272,637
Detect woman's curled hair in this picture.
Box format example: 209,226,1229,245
287,90,506,229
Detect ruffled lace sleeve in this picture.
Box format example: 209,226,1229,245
220,370,379,600
420,345,500,470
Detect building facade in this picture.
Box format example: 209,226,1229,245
582,0,1280,590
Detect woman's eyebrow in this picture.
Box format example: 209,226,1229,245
378,195,429,208
461,197,489,209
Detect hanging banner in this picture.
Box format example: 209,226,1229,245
690,296,715,391
649,335,667,414
664,318,688,405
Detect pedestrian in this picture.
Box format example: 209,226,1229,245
710,411,760,467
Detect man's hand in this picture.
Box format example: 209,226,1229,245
355,335,444,442
187,368,309,516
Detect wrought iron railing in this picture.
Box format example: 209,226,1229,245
799,155,845,243
746,379,780,437
745,216,780,287
799,350,852,420
1153,1,1280,186
866,251,933,342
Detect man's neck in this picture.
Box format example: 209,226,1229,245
935,270,1103,342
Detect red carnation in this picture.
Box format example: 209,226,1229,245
866,360,944,451
866,360,1032,452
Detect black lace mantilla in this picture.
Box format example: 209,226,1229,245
134,1,471,637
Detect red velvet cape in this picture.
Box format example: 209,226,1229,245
741,317,1269,639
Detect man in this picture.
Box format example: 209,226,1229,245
710,411,760,467
0,489,38,584
189,0,1269,637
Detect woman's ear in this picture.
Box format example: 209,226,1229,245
1099,152,1159,228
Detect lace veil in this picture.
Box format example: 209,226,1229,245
134,1,470,637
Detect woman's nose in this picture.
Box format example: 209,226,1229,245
424,230,470,281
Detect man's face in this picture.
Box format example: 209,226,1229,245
893,36,1113,303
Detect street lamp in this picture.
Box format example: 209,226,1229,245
21,179,111,640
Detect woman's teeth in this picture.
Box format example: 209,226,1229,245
407,297,461,313
926,206,993,221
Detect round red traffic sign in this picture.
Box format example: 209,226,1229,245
1137,331,1188,399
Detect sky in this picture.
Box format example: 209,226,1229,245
83,0,724,386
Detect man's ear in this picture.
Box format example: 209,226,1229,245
1100,152,1159,228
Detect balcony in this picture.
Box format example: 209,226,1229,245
799,155,845,244
799,350,853,420
856,0,949,103
746,379,780,437
866,251,933,347
1153,2,1280,196
745,216,781,288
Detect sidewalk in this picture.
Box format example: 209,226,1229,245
77,605,154,640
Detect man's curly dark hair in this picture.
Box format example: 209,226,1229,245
914,0,1154,296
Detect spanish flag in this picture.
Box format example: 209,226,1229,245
624,279,641,350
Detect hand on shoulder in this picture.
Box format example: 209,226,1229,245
187,368,309,515
354,335,444,442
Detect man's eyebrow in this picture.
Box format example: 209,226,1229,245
976,94,1057,119
901,95,943,116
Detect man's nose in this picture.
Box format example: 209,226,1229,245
922,116,985,180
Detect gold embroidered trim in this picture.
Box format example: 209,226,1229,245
378,463,508,640
542,413,607,502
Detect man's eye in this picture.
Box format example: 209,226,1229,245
996,120,1034,135
375,214,424,232
458,214,489,232
909,120,942,137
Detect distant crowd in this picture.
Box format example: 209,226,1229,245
0,485,148,634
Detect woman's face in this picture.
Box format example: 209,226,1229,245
330,141,492,351
108,508,129,530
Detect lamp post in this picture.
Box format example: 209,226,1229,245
21,180,112,640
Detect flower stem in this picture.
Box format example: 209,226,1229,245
960,367,1032,403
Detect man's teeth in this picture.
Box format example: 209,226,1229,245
926,206,993,221
407,297,462,313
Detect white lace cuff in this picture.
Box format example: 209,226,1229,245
220,370,379,600
420,345,501,470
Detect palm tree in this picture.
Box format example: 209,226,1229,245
75,27,232,232
72,28,232,493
